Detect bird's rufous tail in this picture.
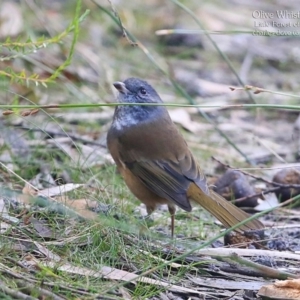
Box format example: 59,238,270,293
187,184,264,232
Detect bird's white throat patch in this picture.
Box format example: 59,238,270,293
112,107,140,131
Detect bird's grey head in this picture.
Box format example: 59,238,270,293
112,78,166,130
114,78,163,104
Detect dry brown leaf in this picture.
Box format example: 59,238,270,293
2,110,14,116
275,279,300,289
258,279,300,299
20,110,32,117
30,109,40,116
54,196,99,220
22,183,38,196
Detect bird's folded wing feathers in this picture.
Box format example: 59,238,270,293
125,159,193,211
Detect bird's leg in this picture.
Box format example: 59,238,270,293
168,204,176,238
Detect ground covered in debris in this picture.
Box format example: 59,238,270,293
1,0,300,299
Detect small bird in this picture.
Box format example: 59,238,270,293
107,78,264,236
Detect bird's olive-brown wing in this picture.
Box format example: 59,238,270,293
124,152,208,212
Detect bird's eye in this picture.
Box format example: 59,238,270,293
140,88,147,95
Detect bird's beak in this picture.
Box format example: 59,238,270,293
113,82,130,94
